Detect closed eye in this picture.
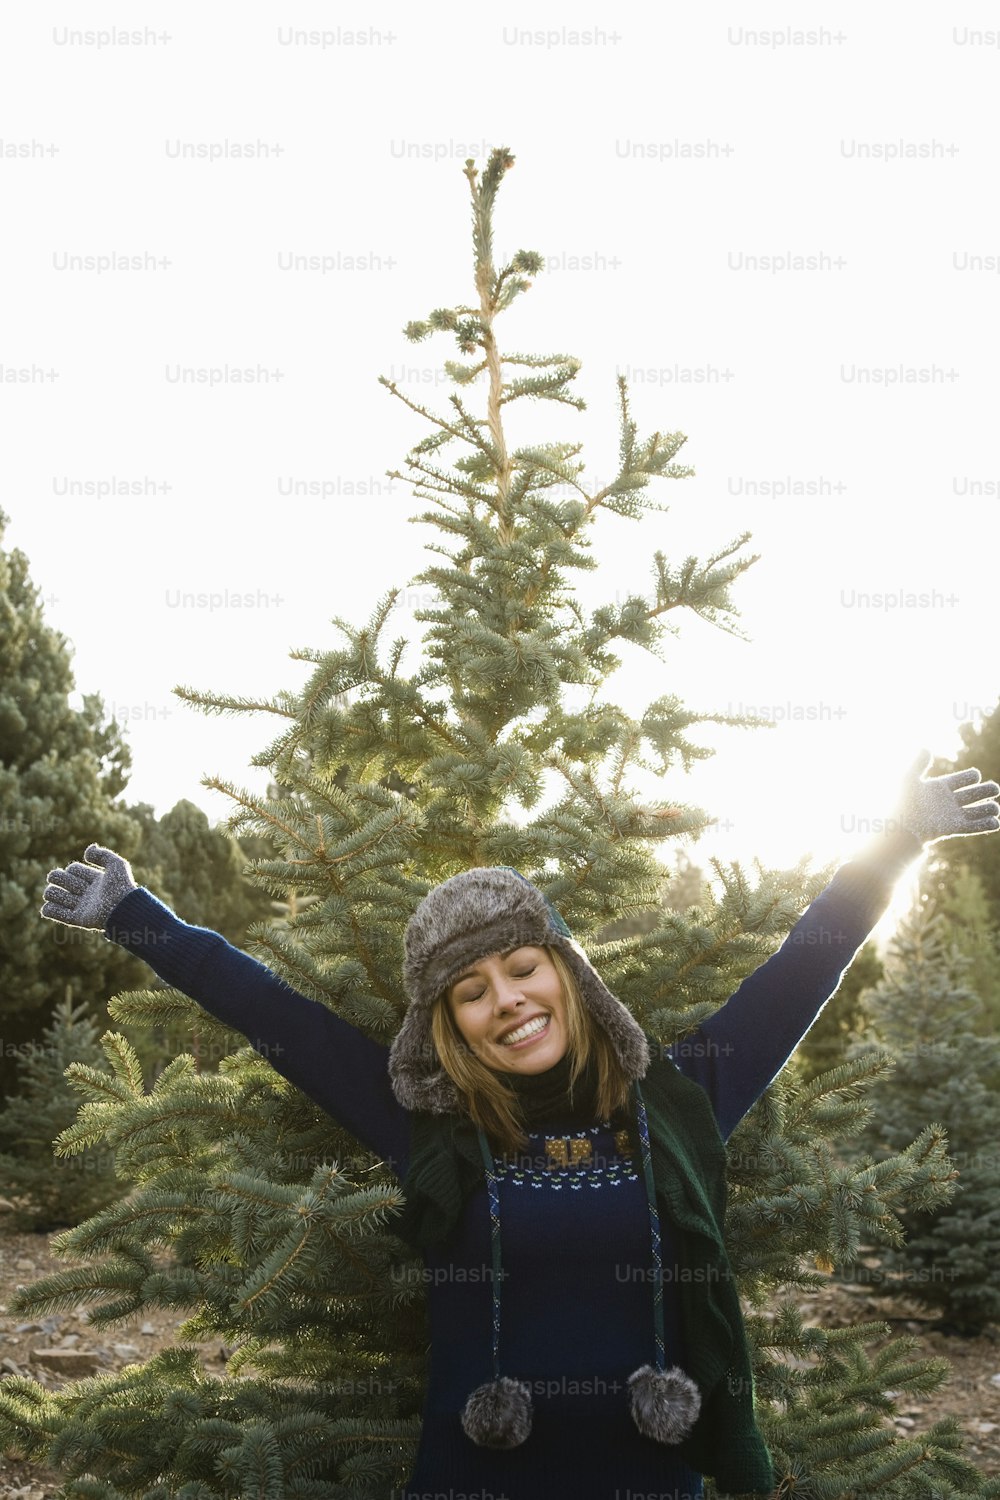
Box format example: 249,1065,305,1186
462,966,536,1001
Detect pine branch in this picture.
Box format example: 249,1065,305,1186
171,687,298,721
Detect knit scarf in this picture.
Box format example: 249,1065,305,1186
392,1037,776,1496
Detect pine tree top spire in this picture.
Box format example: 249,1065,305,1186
175,145,766,884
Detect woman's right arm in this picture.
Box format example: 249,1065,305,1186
42,846,411,1180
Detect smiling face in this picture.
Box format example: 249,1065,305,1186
446,943,569,1074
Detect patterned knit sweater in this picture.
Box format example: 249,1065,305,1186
103,828,923,1500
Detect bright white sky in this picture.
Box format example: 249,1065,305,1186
4,6,998,939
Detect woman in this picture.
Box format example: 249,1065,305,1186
40,752,999,1500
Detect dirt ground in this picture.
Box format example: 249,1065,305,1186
2,1224,1000,1498
0,1222,232,1499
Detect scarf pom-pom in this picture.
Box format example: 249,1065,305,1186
627,1363,701,1444
461,1376,533,1448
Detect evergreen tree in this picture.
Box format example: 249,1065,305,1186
1,148,997,1499
921,708,1000,1032
934,865,1000,1091
0,510,148,1098
849,888,1000,1334
123,798,276,946
0,512,283,1104
0,988,121,1231
660,847,708,914
924,845,1000,1048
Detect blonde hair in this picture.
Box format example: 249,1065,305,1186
430,945,631,1157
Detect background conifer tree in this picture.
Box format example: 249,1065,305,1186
2,149,998,1500
0,510,277,1101
123,799,277,948
848,889,1000,1334
920,713,1000,1045
0,510,146,1097
0,989,122,1231
925,704,1000,932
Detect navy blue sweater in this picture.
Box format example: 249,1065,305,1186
103,829,923,1500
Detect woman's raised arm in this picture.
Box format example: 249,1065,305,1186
669,752,1000,1142
41,845,411,1180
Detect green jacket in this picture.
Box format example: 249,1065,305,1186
636,1034,775,1493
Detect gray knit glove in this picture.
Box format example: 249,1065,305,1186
40,844,138,930
894,749,1000,845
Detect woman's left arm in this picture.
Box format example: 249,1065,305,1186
670,752,1000,1142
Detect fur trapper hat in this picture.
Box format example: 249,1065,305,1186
388,865,652,1113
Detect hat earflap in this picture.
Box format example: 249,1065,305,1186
461,1375,532,1448
627,1363,702,1444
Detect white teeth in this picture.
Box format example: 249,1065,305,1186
500,1015,549,1046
